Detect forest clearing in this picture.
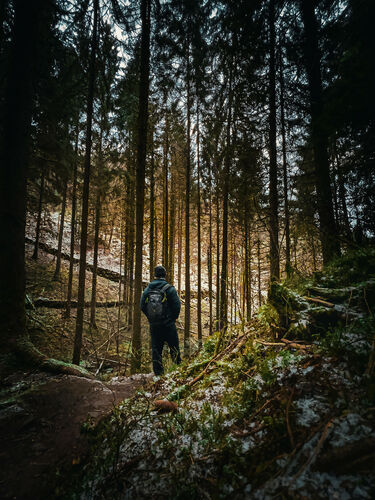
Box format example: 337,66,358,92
1,0,375,499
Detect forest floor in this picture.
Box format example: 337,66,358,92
2,240,375,498
55,247,375,499
0,370,152,499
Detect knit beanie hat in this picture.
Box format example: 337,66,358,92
154,265,166,278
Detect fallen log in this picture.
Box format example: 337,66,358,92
27,298,125,309
25,236,214,299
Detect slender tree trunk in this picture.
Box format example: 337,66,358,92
331,163,340,227
196,103,202,348
90,127,104,328
219,66,233,330
53,177,68,280
279,43,291,275
208,162,213,334
66,128,79,318
73,0,99,365
32,169,45,260
216,191,220,329
131,0,151,373
90,185,101,328
244,215,251,321
168,160,176,284
149,132,155,280
177,198,182,296
163,111,169,274
128,174,135,325
257,238,262,308
184,39,192,355
108,216,115,249
300,0,340,264
334,143,351,238
268,0,279,283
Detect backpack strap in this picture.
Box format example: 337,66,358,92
160,283,171,294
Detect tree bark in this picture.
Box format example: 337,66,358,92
168,158,176,284
163,109,169,274
53,177,68,280
279,42,291,275
216,190,220,329
177,198,182,296
32,169,45,260
73,0,99,365
196,103,202,348
90,183,101,328
0,0,91,378
300,0,340,264
149,131,155,280
208,161,213,334
66,128,79,318
268,0,279,283
219,64,233,331
257,238,262,308
131,0,151,374
184,39,192,355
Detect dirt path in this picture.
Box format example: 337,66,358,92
0,371,152,499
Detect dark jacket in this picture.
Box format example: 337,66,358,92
140,278,181,326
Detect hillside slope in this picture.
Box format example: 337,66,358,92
62,249,375,499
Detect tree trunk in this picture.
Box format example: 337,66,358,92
53,177,68,280
333,140,351,239
73,0,99,366
0,0,91,378
268,0,279,283
177,198,182,296
257,238,262,308
219,65,233,331
216,191,220,329
300,0,340,264
0,0,37,351
208,161,213,334
196,103,202,348
244,215,251,321
163,110,169,274
131,0,151,374
168,160,176,284
32,169,45,260
66,127,79,318
149,131,155,280
90,184,101,328
128,164,135,325
279,42,291,275
184,39,192,356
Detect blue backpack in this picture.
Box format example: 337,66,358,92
145,283,171,325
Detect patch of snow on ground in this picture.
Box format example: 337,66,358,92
295,396,330,427
329,413,374,448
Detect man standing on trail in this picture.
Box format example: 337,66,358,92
141,265,181,376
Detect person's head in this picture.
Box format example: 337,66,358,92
154,265,166,279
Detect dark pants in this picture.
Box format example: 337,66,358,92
150,323,181,376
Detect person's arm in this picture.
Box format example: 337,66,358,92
167,286,181,321
140,286,149,315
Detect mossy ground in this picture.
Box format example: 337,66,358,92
58,249,375,499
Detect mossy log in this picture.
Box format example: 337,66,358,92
27,298,125,309
14,336,94,379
